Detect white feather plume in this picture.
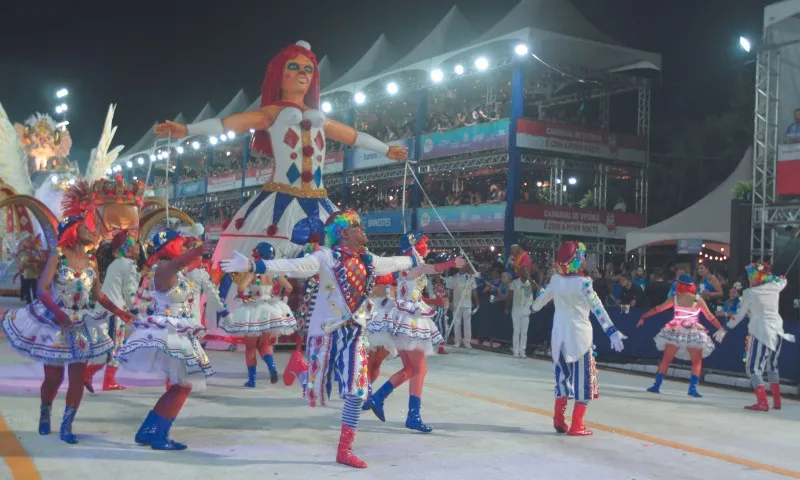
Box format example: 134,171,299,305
0,102,33,195
85,104,124,182
178,223,205,237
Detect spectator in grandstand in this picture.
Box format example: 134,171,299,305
619,276,647,309
783,107,800,143
646,269,671,308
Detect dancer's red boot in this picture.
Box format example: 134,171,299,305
745,385,770,411
336,425,367,468
83,364,105,393
102,366,126,391
567,403,593,436
553,397,569,433
283,350,308,387
438,344,448,355
770,383,782,410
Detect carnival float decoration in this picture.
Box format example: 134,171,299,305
15,112,72,172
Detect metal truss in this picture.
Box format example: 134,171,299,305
520,154,558,168
755,204,800,228
537,86,637,109
637,86,651,230
368,233,504,250
419,152,508,174
751,39,781,262
599,94,610,131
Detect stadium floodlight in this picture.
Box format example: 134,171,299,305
56,88,68,98
55,106,63,114
227,131,235,140
454,64,464,75
126,161,133,168
57,103,68,112
386,82,399,95
354,92,366,105
739,36,752,53
209,136,218,145
137,157,145,165
191,141,201,150
220,134,228,141
568,177,577,185
149,154,156,161
321,101,332,113
536,181,543,187
176,146,184,154
68,178,76,185
474,57,489,71
431,69,444,83
514,44,529,56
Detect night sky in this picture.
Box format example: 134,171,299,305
0,0,768,163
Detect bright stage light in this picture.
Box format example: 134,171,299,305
474,57,489,71
431,69,444,83
162,150,169,159
568,177,577,185
354,92,366,104
191,141,200,150
739,36,752,53
514,44,529,56
68,178,75,185
209,136,218,145
55,106,63,114
386,82,399,95
536,181,543,187
50,175,58,184
454,64,464,75
56,88,68,98
227,131,235,140
176,146,184,154
149,154,156,161
57,103,68,112
126,161,133,168
220,134,228,141
137,157,145,165
321,101,332,113
555,178,562,184
249,128,256,134
133,176,138,180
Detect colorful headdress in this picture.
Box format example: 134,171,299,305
324,210,359,248
111,229,137,258
675,274,696,295
746,261,774,285
57,216,85,248
252,40,320,156
147,228,184,266
400,231,428,257
252,242,276,261
92,173,145,207
554,241,586,275
61,180,98,232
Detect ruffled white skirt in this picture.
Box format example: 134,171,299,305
118,314,214,390
1,301,113,364
221,298,297,337
367,298,443,356
654,318,715,361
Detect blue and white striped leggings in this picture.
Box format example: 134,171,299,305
554,349,593,404
746,336,782,388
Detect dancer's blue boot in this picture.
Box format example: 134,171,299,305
244,365,257,388
361,381,394,422
135,410,159,445
405,395,432,433
688,375,703,398
150,414,187,451
263,354,279,384
59,406,79,444
647,373,664,393
38,403,51,435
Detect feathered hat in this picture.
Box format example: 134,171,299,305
554,241,586,275
61,180,98,232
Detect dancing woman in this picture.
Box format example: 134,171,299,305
637,274,723,397
119,230,213,450
221,242,297,386
364,233,463,432
1,215,133,444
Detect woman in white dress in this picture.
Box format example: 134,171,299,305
119,229,213,450
221,242,297,386
364,232,464,432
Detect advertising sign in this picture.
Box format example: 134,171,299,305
417,203,506,233
361,210,412,235
420,120,509,160
351,138,415,170
207,172,242,193
514,204,644,239
516,119,647,163
175,179,206,198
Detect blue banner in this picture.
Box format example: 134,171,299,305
361,210,412,235
417,203,506,233
351,138,415,171
175,179,206,198
420,119,509,160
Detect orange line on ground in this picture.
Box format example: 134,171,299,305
426,382,800,479
0,412,40,480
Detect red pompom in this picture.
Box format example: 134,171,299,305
222,219,231,229
302,146,315,157
267,224,278,236
235,218,245,230
300,120,312,131
301,171,313,183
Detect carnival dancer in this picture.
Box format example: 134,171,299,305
155,41,408,262
424,260,450,355
531,241,626,436
85,230,141,393
221,210,423,468
13,234,46,304
445,264,478,348
713,262,795,411
0,215,133,444
284,234,322,386
221,242,296,387
363,232,464,433
506,266,535,358
119,230,213,451
637,274,722,397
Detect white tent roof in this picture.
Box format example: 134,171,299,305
216,89,249,118
119,112,185,161
625,148,752,252
323,0,660,96
324,34,397,92
318,55,336,90
191,103,216,123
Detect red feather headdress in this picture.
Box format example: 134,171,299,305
61,180,98,232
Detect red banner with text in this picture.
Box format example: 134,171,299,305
516,119,646,163
514,204,644,239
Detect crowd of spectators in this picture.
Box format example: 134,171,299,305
205,198,240,226
423,173,507,208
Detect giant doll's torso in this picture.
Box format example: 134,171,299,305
264,107,328,198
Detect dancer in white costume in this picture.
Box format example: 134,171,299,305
154,41,407,262
531,241,626,436
364,232,463,433
120,229,213,451
221,242,297,386
714,261,795,411
506,266,536,358
221,209,422,468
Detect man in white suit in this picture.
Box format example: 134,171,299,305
531,241,626,436
221,209,420,469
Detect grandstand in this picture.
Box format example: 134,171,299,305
110,0,661,267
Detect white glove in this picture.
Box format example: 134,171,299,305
609,331,626,352
713,329,727,343
221,251,250,273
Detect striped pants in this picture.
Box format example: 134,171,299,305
746,335,782,388
305,323,369,408
554,349,593,403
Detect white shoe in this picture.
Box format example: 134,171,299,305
463,343,472,349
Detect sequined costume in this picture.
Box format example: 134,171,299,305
2,264,114,364
531,241,625,436
223,275,296,337
118,265,214,389
653,296,715,360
